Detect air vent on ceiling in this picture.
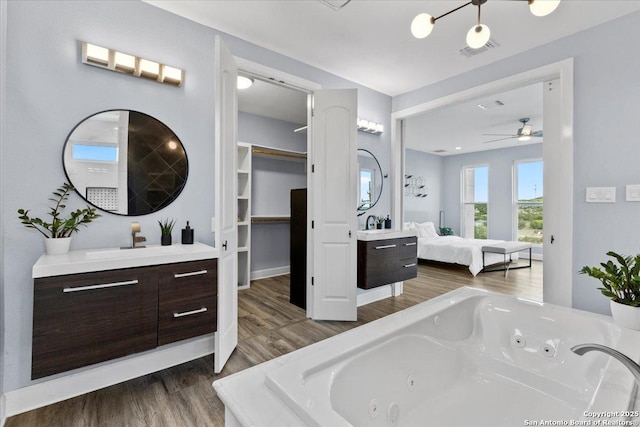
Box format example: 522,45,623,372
477,100,505,111
317,0,352,10
432,149,447,153
459,38,500,57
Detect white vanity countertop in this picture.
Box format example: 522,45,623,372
356,229,417,241
33,242,219,278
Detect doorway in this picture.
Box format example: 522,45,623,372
392,59,574,307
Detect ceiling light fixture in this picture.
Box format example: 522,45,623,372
411,0,561,49
237,75,254,90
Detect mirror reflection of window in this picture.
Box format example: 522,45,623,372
359,168,374,210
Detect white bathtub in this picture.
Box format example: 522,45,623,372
214,288,640,427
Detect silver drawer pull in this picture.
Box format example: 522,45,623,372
375,244,397,250
173,307,208,318
63,279,138,293
403,242,417,246
174,269,208,278
403,263,417,268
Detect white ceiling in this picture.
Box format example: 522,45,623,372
237,78,307,125
146,0,640,97
405,82,543,155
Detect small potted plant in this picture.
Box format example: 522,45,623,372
158,218,176,246
18,182,101,255
580,251,640,330
376,216,385,229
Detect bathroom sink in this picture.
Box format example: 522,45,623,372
85,245,186,260
357,229,417,241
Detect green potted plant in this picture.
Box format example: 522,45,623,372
376,216,385,229
580,251,640,330
158,218,176,246
18,182,101,255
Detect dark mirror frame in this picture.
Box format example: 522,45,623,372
357,148,383,215
62,109,188,216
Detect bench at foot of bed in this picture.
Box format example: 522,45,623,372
481,242,532,277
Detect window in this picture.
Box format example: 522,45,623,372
462,165,488,239
72,144,118,162
514,159,543,245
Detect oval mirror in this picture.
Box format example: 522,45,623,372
357,148,383,213
63,110,188,216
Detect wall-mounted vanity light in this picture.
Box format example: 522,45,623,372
82,42,183,87
357,118,384,135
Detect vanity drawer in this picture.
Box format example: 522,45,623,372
398,237,418,260
157,260,217,346
397,258,418,281
32,266,158,379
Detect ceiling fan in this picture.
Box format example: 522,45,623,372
482,117,543,143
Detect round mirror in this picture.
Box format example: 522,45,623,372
63,110,188,216
357,148,383,213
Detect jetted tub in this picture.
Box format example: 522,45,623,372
214,288,640,427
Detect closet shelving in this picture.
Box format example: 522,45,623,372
236,143,306,289
237,142,251,288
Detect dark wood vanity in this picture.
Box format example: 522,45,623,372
31,245,217,380
357,235,418,289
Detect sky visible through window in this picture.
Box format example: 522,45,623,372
518,160,543,200
473,162,543,201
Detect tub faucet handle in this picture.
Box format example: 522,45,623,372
571,343,640,384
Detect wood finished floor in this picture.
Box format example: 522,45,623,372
7,260,542,427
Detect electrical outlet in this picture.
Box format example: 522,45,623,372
626,185,640,202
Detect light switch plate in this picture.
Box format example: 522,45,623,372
586,187,616,203
626,185,640,202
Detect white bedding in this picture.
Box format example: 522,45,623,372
417,235,518,276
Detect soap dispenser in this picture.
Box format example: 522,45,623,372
181,221,194,244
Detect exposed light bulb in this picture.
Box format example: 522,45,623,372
529,0,561,17
466,24,490,49
411,13,434,39
518,136,531,142
237,75,254,90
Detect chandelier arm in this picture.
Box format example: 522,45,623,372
432,1,472,23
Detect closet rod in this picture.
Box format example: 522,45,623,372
251,216,291,223
252,147,306,160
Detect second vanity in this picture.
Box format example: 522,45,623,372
31,243,218,380
357,229,418,289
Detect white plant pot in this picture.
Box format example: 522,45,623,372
610,299,640,331
44,237,72,255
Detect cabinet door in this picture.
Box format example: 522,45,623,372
158,260,217,346
32,266,158,379
357,239,400,289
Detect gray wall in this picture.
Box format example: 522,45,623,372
1,1,392,392
404,149,443,224
394,11,640,315
441,144,543,245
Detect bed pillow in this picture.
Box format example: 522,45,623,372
415,222,439,240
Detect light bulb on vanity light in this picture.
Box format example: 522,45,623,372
529,0,561,17
466,24,490,49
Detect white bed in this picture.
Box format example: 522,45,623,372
405,222,518,276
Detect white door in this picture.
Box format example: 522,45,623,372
542,78,573,307
309,89,358,321
214,35,238,373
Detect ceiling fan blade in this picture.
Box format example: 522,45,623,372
482,133,517,137
483,136,516,144
532,130,543,137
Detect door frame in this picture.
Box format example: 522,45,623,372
233,57,322,318
391,58,574,307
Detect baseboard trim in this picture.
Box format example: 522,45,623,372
4,334,214,418
357,284,393,307
250,266,290,281
522,253,543,261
